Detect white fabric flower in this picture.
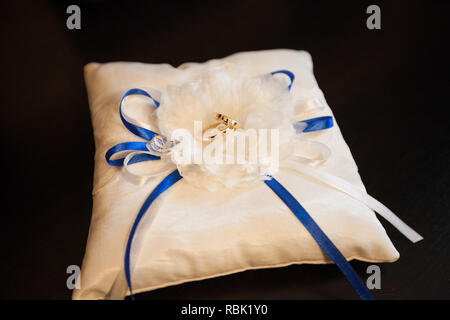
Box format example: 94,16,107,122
156,65,296,190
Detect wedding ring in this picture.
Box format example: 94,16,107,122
216,113,239,129
203,113,240,141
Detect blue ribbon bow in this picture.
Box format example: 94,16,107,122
105,70,374,300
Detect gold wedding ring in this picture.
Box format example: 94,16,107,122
216,113,239,129
203,113,240,141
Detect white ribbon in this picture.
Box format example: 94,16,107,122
292,136,331,167
281,159,423,243
122,150,175,186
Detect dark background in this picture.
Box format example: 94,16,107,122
1,0,449,300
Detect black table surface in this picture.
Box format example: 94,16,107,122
1,0,449,300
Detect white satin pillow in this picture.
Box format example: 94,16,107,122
73,49,400,300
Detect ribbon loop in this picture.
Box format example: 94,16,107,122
122,151,175,185
292,138,331,167
271,70,295,90
106,142,160,167
295,116,334,133
120,88,160,141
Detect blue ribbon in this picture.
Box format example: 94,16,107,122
264,177,374,300
124,170,182,300
271,70,295,90
106,70,373,300
119,88,160,141
106,142,160,166
299,116,334,132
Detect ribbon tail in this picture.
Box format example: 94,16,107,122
124,170,183,300
283,160,423,243
264,177,374,300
